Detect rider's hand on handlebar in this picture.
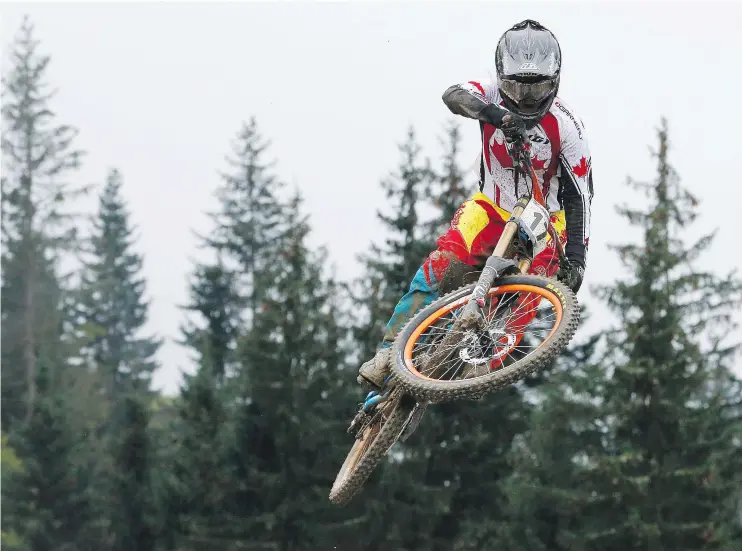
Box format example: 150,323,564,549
501,113,529,146
501,113,531,169
559,259,585,294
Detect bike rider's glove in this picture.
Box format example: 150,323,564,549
560,260,585,294
484,107,530,167
482,106,528,144
500,113,528,145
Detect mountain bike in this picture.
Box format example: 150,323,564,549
329,136,580,506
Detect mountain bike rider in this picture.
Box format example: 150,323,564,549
358,19,594,389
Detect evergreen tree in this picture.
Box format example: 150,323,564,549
160,259,240,550
494,334,605,551
160,117,286,549
1,434,26,549
582,119,742,550
179,257,242,380
0,17,100,550
71,169,161,550
2,363,95,551
1,15,86,427
498,120,742,551
352,125,434,360
374,125,436,301
427,119,470,237
161,367,233,551
226,192,359,550
108,389,157,551
208,117,285,325
77,168,160,396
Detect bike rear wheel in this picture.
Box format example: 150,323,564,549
329,388,415,505
390,274,579,403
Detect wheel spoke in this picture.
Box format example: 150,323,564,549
408,285,562,382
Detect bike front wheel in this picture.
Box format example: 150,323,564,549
390,274,579,403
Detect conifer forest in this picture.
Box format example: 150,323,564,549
2,14,741,551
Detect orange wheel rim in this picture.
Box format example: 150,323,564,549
402,284,563,381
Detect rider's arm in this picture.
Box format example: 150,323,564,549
560,167,592,269
557,112,593,269
442,81,510,127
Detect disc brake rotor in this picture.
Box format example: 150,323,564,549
458,325,518,365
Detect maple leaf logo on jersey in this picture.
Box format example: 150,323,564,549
531,155,547,171
572,157,590,178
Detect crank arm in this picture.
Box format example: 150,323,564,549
347,410,369,436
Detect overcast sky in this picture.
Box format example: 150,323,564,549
3,1,741,393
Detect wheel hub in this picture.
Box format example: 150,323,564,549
458,327,517,365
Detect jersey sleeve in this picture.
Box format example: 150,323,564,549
441,78,499,119
555,100,593,268
459,79,498,103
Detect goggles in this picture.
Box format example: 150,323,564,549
499,77,557,103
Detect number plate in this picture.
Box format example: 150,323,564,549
518,198,550,256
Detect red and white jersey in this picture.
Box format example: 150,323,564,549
461,77,593,255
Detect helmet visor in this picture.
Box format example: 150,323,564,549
499,77,557,103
